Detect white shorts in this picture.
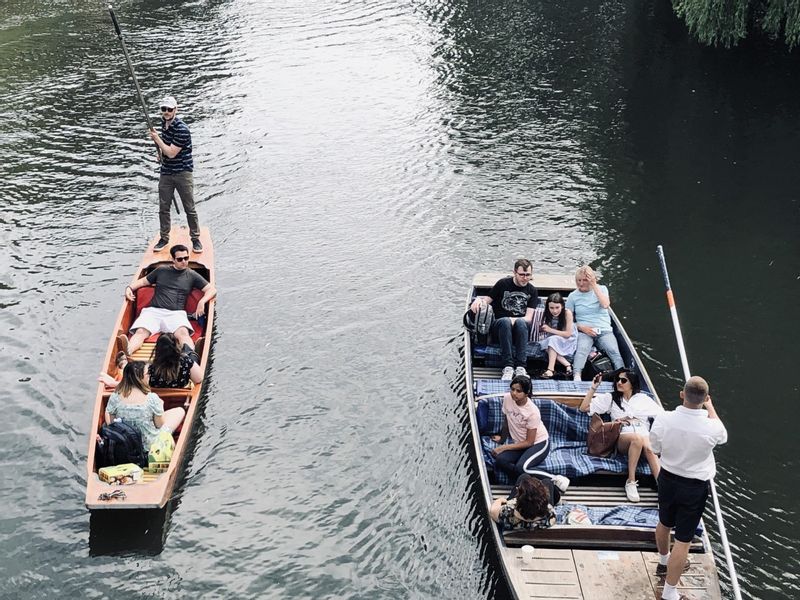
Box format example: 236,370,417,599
130,307,192,336
620,421,650,436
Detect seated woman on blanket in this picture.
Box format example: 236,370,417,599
489,474,557,531
566,266,624,381
537,292,577,378
104,361,185,452
491,376,570,492
579,369,664,502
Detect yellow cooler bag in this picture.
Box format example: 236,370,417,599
148,430,175,465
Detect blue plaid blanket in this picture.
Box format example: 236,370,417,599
474,342,545,366
555,504,703,535
478,397,653,481
476,379,614,396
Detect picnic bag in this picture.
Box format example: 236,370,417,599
95,420,148,469
148,430,175,465
586,413,621,457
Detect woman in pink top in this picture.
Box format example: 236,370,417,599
492,375,551,478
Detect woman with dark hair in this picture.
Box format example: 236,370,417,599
536,292,577,378
104,361,185,451
491,376,570,493
148,332,202,388
579,369,664,502
489,474,557,531
98,332,201,392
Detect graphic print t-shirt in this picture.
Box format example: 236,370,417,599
489,277,539,319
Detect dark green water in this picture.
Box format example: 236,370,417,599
1,1,797,598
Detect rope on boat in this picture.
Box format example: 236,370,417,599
656,245,743,600
98,490,127,501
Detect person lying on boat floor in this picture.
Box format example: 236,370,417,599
579,369,664,502
492,375,563,482
119,244,216,356
99,333,202,393
567,265,624,381
104,361,185,452
489,474,557,531
470,258,539,381
535,292,577,378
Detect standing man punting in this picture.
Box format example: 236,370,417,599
149,95,203,253
649,376,728,600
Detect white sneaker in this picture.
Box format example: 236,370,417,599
625,480,640,502
501,366,514,381
514,366,528,378
552,475,571,493
573,370,582,382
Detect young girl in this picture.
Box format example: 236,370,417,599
492,376,552,477
105,361,185,452
147,332,202,389
537,292,577,378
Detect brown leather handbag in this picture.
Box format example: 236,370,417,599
587,414,622,457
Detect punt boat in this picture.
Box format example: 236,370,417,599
85,226,215,510
464,272,722,600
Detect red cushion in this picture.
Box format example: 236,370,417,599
135,287,155,317
184,288,205,315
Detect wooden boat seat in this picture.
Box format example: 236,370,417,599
494,485,703,551
133,286,207,342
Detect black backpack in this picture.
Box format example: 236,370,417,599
95,420,148,469
463,303,495,345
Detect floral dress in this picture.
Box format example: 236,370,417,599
106,392,164,449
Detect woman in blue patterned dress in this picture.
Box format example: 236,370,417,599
104,361,185,451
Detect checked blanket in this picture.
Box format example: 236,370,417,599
479,395,653,483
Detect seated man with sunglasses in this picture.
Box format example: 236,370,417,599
121,244,216,356
149,95,203,253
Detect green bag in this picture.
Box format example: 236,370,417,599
148,430,175,464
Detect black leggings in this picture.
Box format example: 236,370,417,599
495,438,550,478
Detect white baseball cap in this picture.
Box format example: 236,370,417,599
159,96,177,109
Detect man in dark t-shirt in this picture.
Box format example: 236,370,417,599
470,259,539,380
149,95,203,254
122,244,217,355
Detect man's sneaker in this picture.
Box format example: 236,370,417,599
514,366,529,378
625,480,640,502
655,558,691,575
153,238,169,251
552,475,571,493
192,239,203,253
501,366,514,381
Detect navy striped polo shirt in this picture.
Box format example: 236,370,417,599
160,117,193,174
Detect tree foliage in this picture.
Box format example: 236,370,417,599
673,0,800,48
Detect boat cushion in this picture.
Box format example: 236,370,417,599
479,396,654,481
473,342,546,366
476,379,614,396
135,287,206,342
554,503,703,535
477,397,504,436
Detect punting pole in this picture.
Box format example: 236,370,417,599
656,244,743,600
107,5,179,214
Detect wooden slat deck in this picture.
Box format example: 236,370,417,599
502,546,720,599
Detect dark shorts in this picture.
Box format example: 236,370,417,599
657,469,710,543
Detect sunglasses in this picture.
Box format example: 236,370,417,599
174,256,189,262
616,377,629,384
160,106,175,112
515,272,532,278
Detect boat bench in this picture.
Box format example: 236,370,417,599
493,486,704,551
130,286,206,343
478,396,653,483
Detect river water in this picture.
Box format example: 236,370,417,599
1,1,798,598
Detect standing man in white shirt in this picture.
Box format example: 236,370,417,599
649,376,728,600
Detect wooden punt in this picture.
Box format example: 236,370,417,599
85,226,215,510
464,273,722,600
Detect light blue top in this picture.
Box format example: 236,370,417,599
106,392,164,449
566,285,612,332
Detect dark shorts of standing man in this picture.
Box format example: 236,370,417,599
656,469,709,543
